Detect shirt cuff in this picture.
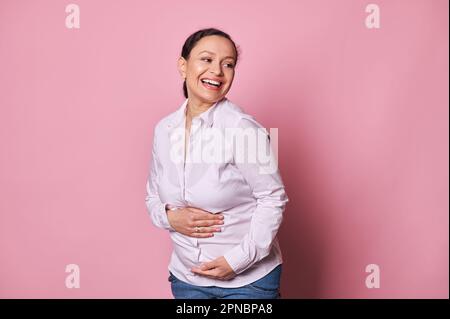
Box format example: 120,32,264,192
223,244,252,275
159,202,175,231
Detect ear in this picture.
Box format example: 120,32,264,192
177,56,187,80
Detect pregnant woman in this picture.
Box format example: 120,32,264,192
145,28,289,299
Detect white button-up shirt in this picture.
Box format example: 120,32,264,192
145,97,289,288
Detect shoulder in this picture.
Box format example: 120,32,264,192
153,107,182,136
217,98,266,130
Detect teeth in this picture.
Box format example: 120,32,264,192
202,79,221,86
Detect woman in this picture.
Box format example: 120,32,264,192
145,28,289,299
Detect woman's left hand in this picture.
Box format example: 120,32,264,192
191,256,236,280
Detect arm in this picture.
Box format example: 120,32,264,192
223,116,289,275
145,127,174,231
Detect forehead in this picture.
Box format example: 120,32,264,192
191,35,236,59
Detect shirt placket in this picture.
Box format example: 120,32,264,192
184,117,202,248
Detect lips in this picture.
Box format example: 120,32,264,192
201,78,223,90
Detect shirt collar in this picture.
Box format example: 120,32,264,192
169,97,225,128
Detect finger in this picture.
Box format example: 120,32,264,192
186,207,213,214
194,220,223,228
188,208,224,220
191,267,218,277
221,275,234,281
200,261,216,270
189,232,214,238
193,213,224,221
191,269,218,279
192,227,222,234
190,226,213,233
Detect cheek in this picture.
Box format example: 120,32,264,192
226,67,235,76
188,63,207,78
224,72,235,85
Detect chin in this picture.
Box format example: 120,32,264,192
196,93,226,104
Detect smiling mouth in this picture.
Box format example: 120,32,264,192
201,78,223,89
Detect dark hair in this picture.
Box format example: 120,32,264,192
181,28,239,98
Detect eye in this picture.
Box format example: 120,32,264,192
201,57,212,62
224,62,235,68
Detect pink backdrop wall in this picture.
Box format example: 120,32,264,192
0,0,448,298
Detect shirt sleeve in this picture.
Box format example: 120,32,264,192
223,116,289,274
145,126,174,231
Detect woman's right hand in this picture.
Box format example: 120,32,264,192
166,206,224,238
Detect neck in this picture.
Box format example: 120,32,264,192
186,97,217,119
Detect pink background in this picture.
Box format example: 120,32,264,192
0,0,448,298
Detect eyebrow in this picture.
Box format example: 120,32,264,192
198,50,236,60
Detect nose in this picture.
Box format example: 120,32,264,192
209,61,223,76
